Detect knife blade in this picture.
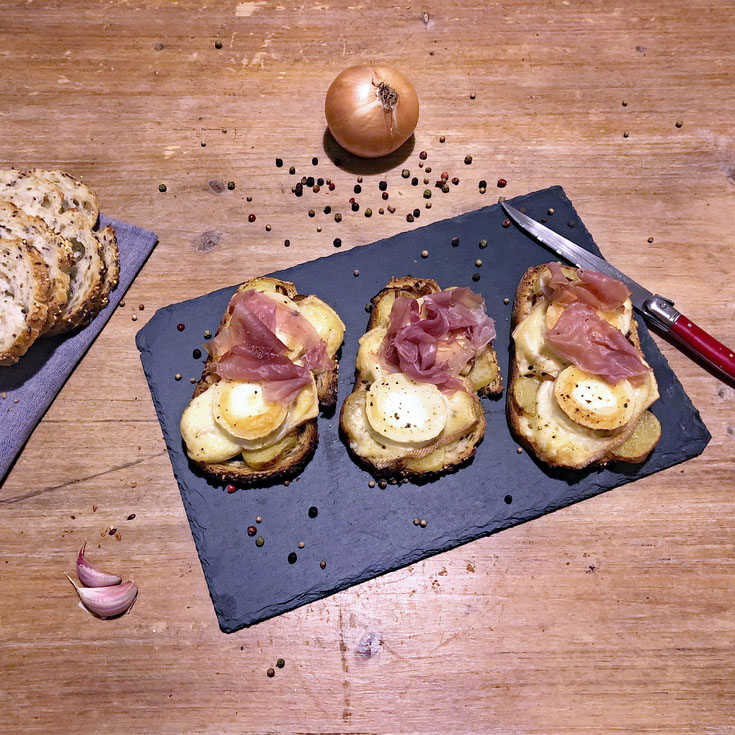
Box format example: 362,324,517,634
501,201,735,383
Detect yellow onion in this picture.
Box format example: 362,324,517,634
325,65,419,158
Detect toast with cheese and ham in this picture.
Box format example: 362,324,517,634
340,276,502,479
507,263,661,469
180,277,345,486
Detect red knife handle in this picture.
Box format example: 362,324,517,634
670,313,735,381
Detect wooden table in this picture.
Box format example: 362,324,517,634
1,1,734,732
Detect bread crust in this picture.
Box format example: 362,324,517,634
340,276,502,479
506,263,659,468
186,277,340,486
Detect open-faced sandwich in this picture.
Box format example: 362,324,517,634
508,262,661,469
0,168,119,365
340,276,502,478
180,277,345,485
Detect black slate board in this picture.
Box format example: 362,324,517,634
137,186,710,633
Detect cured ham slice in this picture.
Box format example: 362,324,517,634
543,262,630,311
380,287,496,392
545,301,650,385
208,289,331,403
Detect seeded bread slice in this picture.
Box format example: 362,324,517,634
32,169,99,228
0,237,51,364
186,277,342,486
0,202,76,332
340,276,502,479
0,169,64,222
93,225,120,310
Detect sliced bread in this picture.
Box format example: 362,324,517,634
0,237,51,364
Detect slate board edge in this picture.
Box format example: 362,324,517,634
135,186,711,633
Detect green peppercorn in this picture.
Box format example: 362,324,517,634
364,208,372,217
255,536,265,547
289,166,296,175
334,213,342,222
464,155,473,164
401,169,410,178
227,181,235,190
158,183,167,192
479,239,487,248
423,189,432,199
276,658,285,668
442,184,450,193
214,40,223,49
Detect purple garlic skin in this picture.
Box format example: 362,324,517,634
66,575,138,618
76,542,122,587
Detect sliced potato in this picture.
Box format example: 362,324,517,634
242,432,299,469
247,276,295,297
467,348,499,391
608,411,661,462
512,375,542,417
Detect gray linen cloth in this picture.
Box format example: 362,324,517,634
0,214,157,482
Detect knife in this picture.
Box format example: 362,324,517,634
501,201,735,383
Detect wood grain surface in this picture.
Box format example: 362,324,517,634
1,0,734,733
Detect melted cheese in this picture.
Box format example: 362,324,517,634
365,373,447,444
179,387,244,463
212,380,289,440
512,302,566,378
356,326,388,383
296,295,345,358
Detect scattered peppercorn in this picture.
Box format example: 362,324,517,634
475,259,482,267
378,181,387,191
423,189,432,199
382,191,389,200
623,131,629,138
451,177,459,186
313,185,320,193
519,207,527,213
421,249,429,258
425,202,432,209
622,100,628,106
276,658,285,668
174,373,181,381
440,171,449,180
323,205,331,214
364,208,372,217
419,150,428,160
439,135,446,143
177,323,185,331
265,224,272,231
354,184,361,194
378,207,384,214
226,483,236,493
356,176,363,183
248,214,256,222
284,239,290,247
418,161,424,168
306,176,314,187
413,208,420,218
472,273,480,282
320,560,327,569
204,330,212,338
451,237,460,247
289,166,296,175
442,184,450,193
317,178,324,186
275,158,283,167
247,526,257,536
246,196,253,202
334,213,342,222
497,178,507,188
127,514,136,521
308,506,318,518
516,447,523,454
131,314,137,321
328,182,335,191
308,209,315,217
312,157,318,165
504,297,510,304
401,169,410,178
214,40,223,49
469,92,476,99
298,541,305,549
479,180,487,188
425,166,432,173
547,207,555,215
227,181,235,190
256,516,262,523
479,239,487,248
567,220,576,228
479,187,486,194
333,238,341,248
675,120,683,128
502,218,510,228
406,214,414,222
267,668,275,678
351,202,359,212
378,479,388,489
647,236,654,243
109,527,117,536
316,226,322,232
158,183,167,192
255,536,265,547
193,346,202,357
464,155,473,164
288,552,297,564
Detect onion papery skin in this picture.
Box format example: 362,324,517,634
325,65,419,158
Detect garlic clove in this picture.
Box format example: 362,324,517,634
76,541,122,587
65,574,138,618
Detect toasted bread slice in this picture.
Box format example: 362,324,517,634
32,169,99,228
0,202,75,332
0,237,51,364
507,264,660,469
183,277,343,485
340,276,502,479
94,225,120,311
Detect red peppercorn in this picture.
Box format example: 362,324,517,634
382,191,389,200
502,218,511,228
247,526,257,536
177,323,185,331
248,214,256,222
328,182,335,191
497,178,507,188
440,171,449,180
226,483,237,493
452,177,459,185
419,151,428,160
